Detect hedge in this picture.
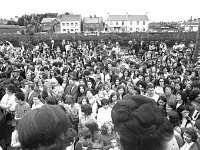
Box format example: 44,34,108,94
0,32,197,47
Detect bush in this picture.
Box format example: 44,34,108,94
0,32,197,47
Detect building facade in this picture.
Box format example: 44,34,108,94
60,15,82,33
83,16,104,32
106,15,149,32
183,20,200,32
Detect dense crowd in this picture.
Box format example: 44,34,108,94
0,38,199,150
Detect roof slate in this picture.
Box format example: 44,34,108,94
107,15,149,21
60,15,81,22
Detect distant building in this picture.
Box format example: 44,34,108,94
60,15,82,33
83,16,104,32
106,14,149,32
0,25,25,34
41,18,60,32
183,19,200,32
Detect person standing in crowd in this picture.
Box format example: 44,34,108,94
111,95,179,150
1,37,200,150
17,105,76,150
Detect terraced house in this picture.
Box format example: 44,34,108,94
106,14,149,32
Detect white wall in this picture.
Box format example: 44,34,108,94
60,21,81,33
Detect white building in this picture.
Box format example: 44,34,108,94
106,14,149,32
60,15,81,33
184,21,199,32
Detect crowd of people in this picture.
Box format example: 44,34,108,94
0,37,199,150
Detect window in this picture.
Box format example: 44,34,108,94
75,22,78,26
62,23,65,26
143,28,145,32
71,22,73,26
63,29,66,32
143,21,145,25
110,21,113,25
116,21,118,25
66,23,69,26
122,21,124,25
130,21,132,25
130,28,132,31
71,29,73,32
136,28,139,31
136,21,139,25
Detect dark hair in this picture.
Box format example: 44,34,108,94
101,98,109,106
163,84,173,93
111,95,173,150
79,128,92,139
78,96,89,105
55,76,63,85
6,84,16,93
185,127,198,142
168,110,180,127
85,120,99,142
45,96,56,105
17,105,72,150
15,92,25,101
81,104,92,116
109,92,119,104
101,122,114,135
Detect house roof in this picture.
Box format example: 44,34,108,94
107,15,149,21
184,20,200,26
60,15,81,22
41,18,57,24
83,17,103,23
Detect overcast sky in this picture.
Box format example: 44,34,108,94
1,0,199,22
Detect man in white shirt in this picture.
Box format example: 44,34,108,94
145,83,159,102
97,99,112,128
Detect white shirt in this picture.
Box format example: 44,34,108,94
180,142,194,150
145,93,159,102
0,94,16,112
97,107,112,127
31,102,44,110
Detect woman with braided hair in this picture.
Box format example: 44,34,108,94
111,95,179,150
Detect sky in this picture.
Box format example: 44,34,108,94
0,0,200,22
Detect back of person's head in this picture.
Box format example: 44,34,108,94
81,104,92,116
167,110,180,127
17,105,72,150
111,95,174,150
15,92,25,101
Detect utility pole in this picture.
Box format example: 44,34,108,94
192,20,200,63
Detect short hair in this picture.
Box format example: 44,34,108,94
15,92,25,101
101,121,114,135
146,83,154,90
45,96,56,105
167,110,180,127
101,98,109,106
79,128,92,139
17,105,72,150
6,84,16,93
185,127,198,142
163,84,173,92
81,104,92,116
55,76,63,85
111,95,173,150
